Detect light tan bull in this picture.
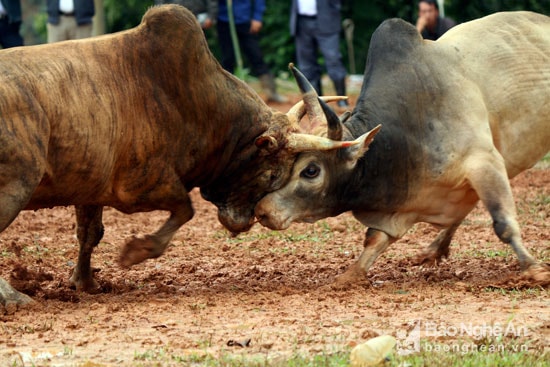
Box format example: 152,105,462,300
256,12,550,286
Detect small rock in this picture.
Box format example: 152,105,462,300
350,335,396,367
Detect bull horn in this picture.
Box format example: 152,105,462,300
318,97,344,141
289,63,316,95
287,63,349,134
286,96,348,127
287,133,358,152
288,63,325,132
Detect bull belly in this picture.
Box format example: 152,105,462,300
25,183,109,210
353,186,479,238
415,188,479,228
25,193,94,210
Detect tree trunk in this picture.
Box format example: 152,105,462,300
93,0,105,36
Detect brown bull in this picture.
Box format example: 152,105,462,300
0,5,348,309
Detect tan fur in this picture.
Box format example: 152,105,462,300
256,12,550,286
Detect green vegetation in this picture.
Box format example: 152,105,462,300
127,345,550,366
390,349,549,367
214,219,336,246
19,1,550,77
5,347,547,367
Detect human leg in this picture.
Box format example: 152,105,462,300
317,32,348,106
238,25,287,103
295,16,322,95
216,20,236,73
0,19,23,48
75,22,93,39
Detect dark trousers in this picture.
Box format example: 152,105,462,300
0,18,23,49
216,20,270,76
295,15,347,94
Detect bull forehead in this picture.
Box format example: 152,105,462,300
202,139,296,205
265,112,299,136
203,135,299,233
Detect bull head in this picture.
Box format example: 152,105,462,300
205,64,356,234
201,64,358,233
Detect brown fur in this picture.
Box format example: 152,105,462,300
0,5,297,297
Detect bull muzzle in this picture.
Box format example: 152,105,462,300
254,199,292,231
217,207,256,234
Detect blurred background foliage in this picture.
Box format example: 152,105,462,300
20,0,549,77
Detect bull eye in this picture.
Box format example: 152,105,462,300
300,163,320,179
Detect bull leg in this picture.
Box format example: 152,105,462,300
416,222,461,266
0,173,43,309
119,198,194,267
70,205,104,293
468,161,549,284
333,228,396,287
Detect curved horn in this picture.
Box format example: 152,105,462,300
318,97,344,141
287,133,358,152
289,63,317,95
287,63,348,134
286,96,348,127
288,63,325,132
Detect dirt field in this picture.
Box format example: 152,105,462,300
0,96,548,366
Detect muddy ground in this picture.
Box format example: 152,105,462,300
0,95,548,366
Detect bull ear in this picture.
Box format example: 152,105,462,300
340,111,351,123
345,124,382,162
255,135,279,154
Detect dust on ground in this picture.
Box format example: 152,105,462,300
0,95,548,365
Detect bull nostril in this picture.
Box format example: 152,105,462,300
255,206,269,221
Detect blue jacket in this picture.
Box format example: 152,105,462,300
218,0,265,24
1,0,22,23
47,0,95,26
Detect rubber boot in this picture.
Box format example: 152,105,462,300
333,78,349,109
259,73,288,103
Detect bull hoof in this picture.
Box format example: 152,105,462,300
119,235,158,268
69,273,102,294
522,263,550,287
330,267,367,290
0,278,35,314
414,250,448,267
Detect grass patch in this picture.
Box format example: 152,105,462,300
482,286,546,297
390,349,549,366
534,152,550,168
217,221,336,246
530,191,550,207
126,345,549,367
132,349,350,366
453,242,515,261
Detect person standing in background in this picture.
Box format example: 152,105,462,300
0,0,23,48
154,0,218,30
46,0,95,43
416,0,455,40
290,0,349,108
217,0,287,103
